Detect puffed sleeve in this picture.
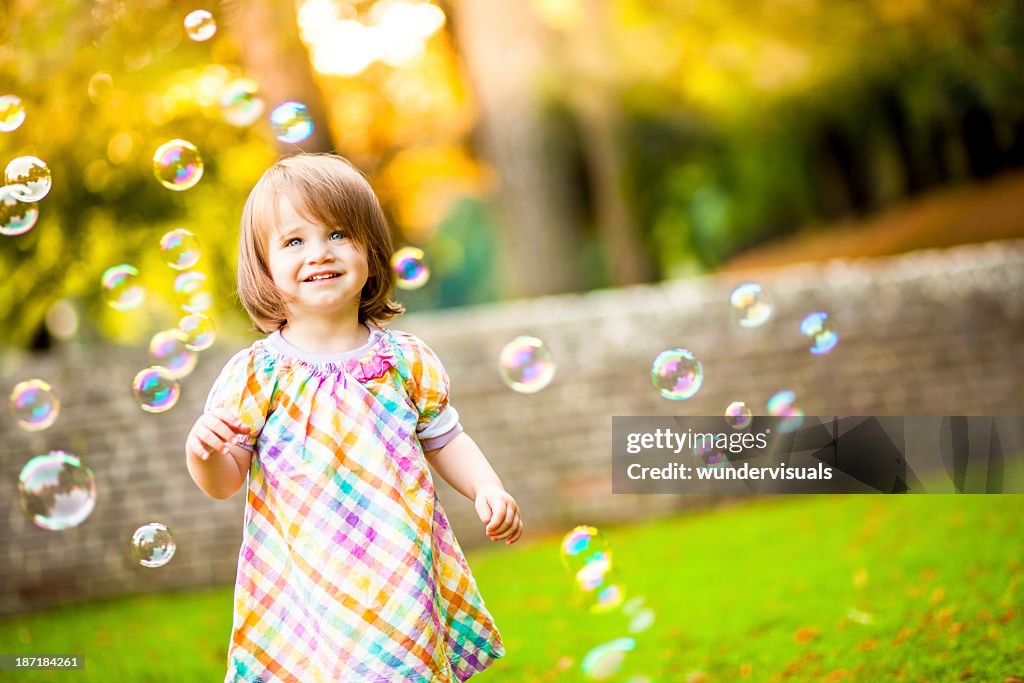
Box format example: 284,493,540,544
204,345,276,450
393,332,463,451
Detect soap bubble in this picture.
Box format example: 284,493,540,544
10,379,60,431
152,139,203,191
561,526,610,575
132,366,180,413
800,311,839,355
174,271,212,312
220,78,264,127
730,282,771,328
651,348,703,400
0,184,39,235
580,637,636,680
0,94,26,132
590,582,626,614
179,313,215,351
498,336,555,393
149,329,198,379
184,9,216,41
724,401,753,430
4,156,52,202
101,264,145,310
18,451,96,531
132,522,176,567
159,228,200,270
767,390,804,433
391,246,430,290
270,101,314,144
622,597,657,634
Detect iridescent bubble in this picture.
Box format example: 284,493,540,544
622,597,657,634
4,156,52,202
0,94,26,132
152,139,203,191
575,551,612,591
498,336,555,393
179,313,215,351
220,78,264,127
800,311,839,355
590,582,626,614
725,401,753,430
731,282,771,328
391,246,430,290
0,184,39,236
10,379,60,431
767,390,804,433
159,228,200,270
580,637,636,681
18,451,96,531
561,526,610,574
270,101,314,144
102,264,145,310
174,271,212,313
132,366,180,413
131,522,176,568
149,329,198,379
651,348,703,400
693,439,728,469
184,9,217,41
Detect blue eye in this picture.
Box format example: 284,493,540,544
286,238,302,247
329,231,346,241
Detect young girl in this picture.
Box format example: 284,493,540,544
185,154,522,683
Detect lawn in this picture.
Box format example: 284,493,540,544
2,494,1021,682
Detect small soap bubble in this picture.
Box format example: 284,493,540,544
179,313,215,351
270,101,314,144
590,582,626,614
159,228,200,270
622,597,657,634
391,246,430,290
767,390,804,433
102,264,145,310
4,156,52,202
174,271,212,312
132,366,180,413
10,379,60,431
46,300,79,340
800,311,839,355
725,401,753,430
693,440,728,468
0,184,39,236
220,78,264,127
560,526,610,574
580,637,636,681
18,451,96,531
499,336,555,393
132,522,176,567
731,282,771,328
149,329,198,379
184,9,217,41
87,72,114,104
152,139,203,191
651,348,703,400
0,94,27,132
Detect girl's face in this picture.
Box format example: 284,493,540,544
266,193,369,322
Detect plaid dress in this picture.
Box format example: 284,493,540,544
205,328,504,682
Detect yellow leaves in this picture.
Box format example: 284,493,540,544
793,626,820,643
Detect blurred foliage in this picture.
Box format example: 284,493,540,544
1,0,1023,349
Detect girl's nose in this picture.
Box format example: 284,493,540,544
306,240,334,263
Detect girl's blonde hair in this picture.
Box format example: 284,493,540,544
237,154,404,333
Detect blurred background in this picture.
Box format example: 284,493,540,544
1,1,1023,681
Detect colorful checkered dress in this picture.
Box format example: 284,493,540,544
205,327,504,682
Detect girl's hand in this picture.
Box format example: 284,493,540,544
474,485,523,545
186,408,251,461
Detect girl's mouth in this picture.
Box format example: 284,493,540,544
304,272,341,282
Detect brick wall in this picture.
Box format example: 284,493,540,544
2,240,1023,616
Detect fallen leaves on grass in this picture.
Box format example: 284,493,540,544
793,626,820,644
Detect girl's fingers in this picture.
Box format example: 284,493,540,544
485,498,508,533
203,415,241,444
492,501,517,536
212,408,249,434
195,424,226,455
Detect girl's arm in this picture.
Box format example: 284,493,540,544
185,408,253,500
426,432,523,544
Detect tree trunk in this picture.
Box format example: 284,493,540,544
222,0,335,154
449,0,583,297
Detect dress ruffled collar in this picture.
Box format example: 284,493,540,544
261,327,397,383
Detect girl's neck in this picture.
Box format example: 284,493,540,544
279,316,370,355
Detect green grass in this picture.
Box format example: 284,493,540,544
2,495,1022,682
